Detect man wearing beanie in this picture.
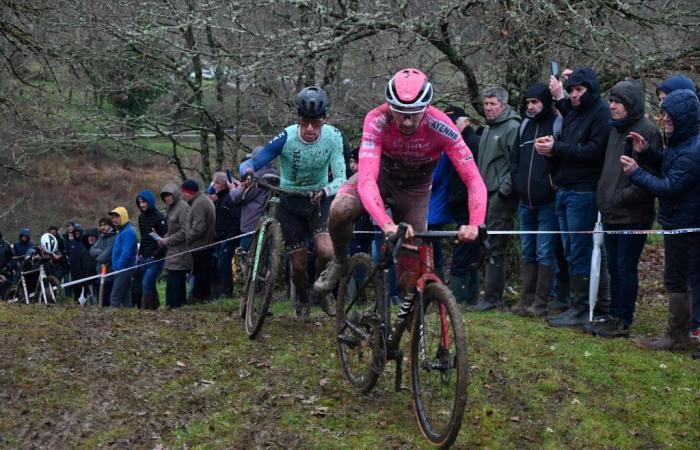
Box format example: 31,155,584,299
509,82,561,317
590,80,663,337
537,67,611,328
109,206,138,308
180,178,216,303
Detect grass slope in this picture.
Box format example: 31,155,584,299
0,283,697,449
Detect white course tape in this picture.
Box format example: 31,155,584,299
352,228,700,236
60,230,256,289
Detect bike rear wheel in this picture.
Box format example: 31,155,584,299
237,239,257,319
410,282,468,448
336,252,386,393
245,221,283,339
4,283,27,304
36,276,67,304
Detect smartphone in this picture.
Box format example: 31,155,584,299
550,60,559,78
226,168,233,183
624,137,634,157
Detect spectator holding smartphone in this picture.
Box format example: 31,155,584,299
590,80,662,338
621,89,700,351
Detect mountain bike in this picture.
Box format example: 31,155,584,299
336,223,489,448
241,173,314,339
4,254,67,304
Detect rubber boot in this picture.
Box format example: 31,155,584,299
525,265,555,317
548,275,570,314
643,292,691,351
473,264,504,312
153,290,161,310
547,275,589,328
142,293,157,310
511,262,537,316
450,273,473,306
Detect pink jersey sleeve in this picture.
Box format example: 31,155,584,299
431,109,488,226
357,105,394,230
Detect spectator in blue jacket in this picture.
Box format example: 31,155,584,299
13,228,34,257
656,75,696,106
622,88,700,351
109,206,138,308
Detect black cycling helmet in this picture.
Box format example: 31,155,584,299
295,86,330,119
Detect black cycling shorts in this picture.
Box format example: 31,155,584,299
277,194,331,252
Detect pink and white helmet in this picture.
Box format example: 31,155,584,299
385,68,433,112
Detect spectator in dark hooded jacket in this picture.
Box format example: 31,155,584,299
656,75,696,106
622,89,700,352
14,228,34,257
443,106,482,306
67,224,87,300
91,218,116,306
536,67,611,328
509,82,560,317
135,190,168,309
589,80,663,338
212,172,242,298
77,228,99,303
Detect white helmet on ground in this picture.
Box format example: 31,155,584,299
40,233,58,254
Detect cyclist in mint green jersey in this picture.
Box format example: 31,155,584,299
239,87,346,320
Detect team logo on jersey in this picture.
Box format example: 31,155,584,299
429,120,460,141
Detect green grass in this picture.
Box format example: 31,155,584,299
0,289,697,449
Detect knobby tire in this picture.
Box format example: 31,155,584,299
245,221,283,339
410,282,468,448
336,252,386,393
36,276,66,304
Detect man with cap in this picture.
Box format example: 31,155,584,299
509,82,561,317
589,80,663,338
109,206,138,308
537,67,611,328
180,179,216,303
437,105,483,306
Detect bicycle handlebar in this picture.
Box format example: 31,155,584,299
386,223,491,267
241,172,314,198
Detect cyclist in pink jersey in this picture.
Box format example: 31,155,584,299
315,68,487,294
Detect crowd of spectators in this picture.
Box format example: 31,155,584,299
0,70,697,359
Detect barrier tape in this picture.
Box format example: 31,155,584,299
352,228,700,236
59,230,256,289
35,226,700,293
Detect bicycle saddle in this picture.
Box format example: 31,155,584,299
261,173,281,186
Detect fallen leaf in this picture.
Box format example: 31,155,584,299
510,416,521,422
311,406,329,417
175,361,186,368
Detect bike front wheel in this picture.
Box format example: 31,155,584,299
410,282,468,448
245,221,283,339
36,276,67,304
336,252,386,393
